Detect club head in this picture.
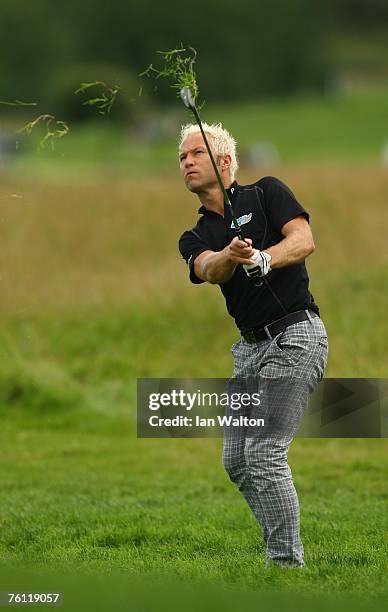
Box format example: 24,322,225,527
180,86,196,110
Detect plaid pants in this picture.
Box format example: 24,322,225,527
222,311,328,568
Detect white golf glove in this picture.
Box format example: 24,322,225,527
243,249,272,281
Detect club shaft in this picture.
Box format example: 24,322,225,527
192,106,243,240
187,98,262,287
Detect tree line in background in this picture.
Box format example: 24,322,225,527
0,0,387,124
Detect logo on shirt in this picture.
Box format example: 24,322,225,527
231,212,252,228
187,254,193,266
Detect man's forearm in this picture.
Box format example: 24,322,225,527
266,231,315,269
200,248,237,284
196,229,314,283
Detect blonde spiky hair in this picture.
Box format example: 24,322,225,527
179,122,239,181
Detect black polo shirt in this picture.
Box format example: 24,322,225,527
178,176,320,333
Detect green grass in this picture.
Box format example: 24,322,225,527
207,88,388,162
0,406,387,596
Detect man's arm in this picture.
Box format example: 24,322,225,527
194,238,255,284
194,215,314,284
265,215,315,269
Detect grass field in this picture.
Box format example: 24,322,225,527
0,93,388,606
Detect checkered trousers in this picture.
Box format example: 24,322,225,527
222,312,328,568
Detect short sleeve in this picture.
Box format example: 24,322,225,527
178,229,210,284
258,176,309,233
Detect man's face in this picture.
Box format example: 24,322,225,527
179,131,225,193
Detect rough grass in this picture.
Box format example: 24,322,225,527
0,164,387,373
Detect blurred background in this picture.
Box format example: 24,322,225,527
1,0,388,175
0,0,387,603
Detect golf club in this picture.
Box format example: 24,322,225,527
180,85,263,286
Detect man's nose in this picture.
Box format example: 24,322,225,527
184,155,194,168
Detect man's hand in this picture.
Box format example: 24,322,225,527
243,249,272,279
227,236,271,281
227,237,255,264
193,236,271,285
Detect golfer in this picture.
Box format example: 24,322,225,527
178,122,329,568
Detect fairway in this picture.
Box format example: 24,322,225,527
0,161,387,600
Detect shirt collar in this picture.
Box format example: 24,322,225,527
197,180,239,216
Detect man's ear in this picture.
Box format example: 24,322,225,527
221,154,232,170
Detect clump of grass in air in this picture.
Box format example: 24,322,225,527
0,100,68,152
139,44,203,109
0,100,37,107
74,81,120,115
17,114,69,152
